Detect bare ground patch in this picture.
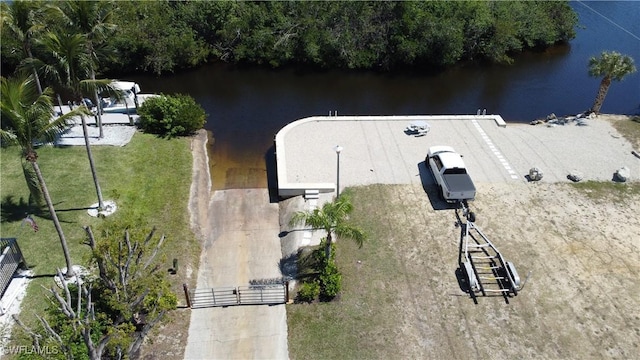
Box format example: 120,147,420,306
288,181,640,359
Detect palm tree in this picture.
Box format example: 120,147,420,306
38,30,107,210
1,76,90,278
0,1,47,94
290,195,366,260
61,0,117,139
588,51,637,114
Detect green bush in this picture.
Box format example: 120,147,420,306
319,260,342,300
138,94,206,138
296,281,320,303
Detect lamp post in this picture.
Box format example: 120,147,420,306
334,145,343,198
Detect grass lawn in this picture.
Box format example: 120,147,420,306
611,114,640,149
287,185,406,360
0,131,200,351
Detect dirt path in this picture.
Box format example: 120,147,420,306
188,130,213,241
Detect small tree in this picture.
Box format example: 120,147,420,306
15,225,177,360
137,94,206,138
289,195,366,261
296,239,343,302
588,51,637,114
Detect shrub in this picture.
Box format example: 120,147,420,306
319,260,342,300
296,281,320,303
138,94,206,138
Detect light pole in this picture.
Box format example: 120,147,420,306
334,145,343,198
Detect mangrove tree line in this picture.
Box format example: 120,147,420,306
1,1,578,76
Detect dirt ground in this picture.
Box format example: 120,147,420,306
354,180,640,359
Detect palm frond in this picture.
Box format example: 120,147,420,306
0,129,18,144
1,75,87,146
588,51,637,81
80,78,119,99
335,224,366,248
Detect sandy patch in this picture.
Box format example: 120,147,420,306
374,180,640,359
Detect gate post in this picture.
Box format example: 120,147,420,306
285,281,290,303
183,283,192,308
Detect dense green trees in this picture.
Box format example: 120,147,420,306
2,1,578,76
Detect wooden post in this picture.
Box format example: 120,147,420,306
183,283,191,308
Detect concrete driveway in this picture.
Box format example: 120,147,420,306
184,189,288,360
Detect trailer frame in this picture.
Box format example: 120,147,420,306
456,201,526,301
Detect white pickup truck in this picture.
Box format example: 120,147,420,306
426,146,476,203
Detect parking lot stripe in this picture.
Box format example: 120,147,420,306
471,119,519,181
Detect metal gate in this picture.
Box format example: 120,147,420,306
187,284,287,309
0,238,25,299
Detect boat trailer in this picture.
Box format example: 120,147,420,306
456,201,528,300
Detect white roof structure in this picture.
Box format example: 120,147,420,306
111,81,141,93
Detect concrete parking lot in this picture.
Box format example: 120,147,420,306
278,115,637,195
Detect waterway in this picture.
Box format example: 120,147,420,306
128,1,639,190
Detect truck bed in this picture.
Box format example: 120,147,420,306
442,173,476,200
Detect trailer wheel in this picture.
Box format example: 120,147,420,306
468,211,476,222
463,262,478,292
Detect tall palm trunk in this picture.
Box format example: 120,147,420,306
26,48,43,95
89,67,104,138
80,113,105,209
22,160,44,209
29,157,75,278
591,76,612,114
325,231,333,260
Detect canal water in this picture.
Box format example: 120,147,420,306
128,1,639,190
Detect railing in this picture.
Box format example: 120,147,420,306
0,238,25,299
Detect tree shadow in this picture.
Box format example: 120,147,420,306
279,251,298,279
0,195,41,223
55,205,97,212
279,246,322,282
1,195,80,224
25,273,56,279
